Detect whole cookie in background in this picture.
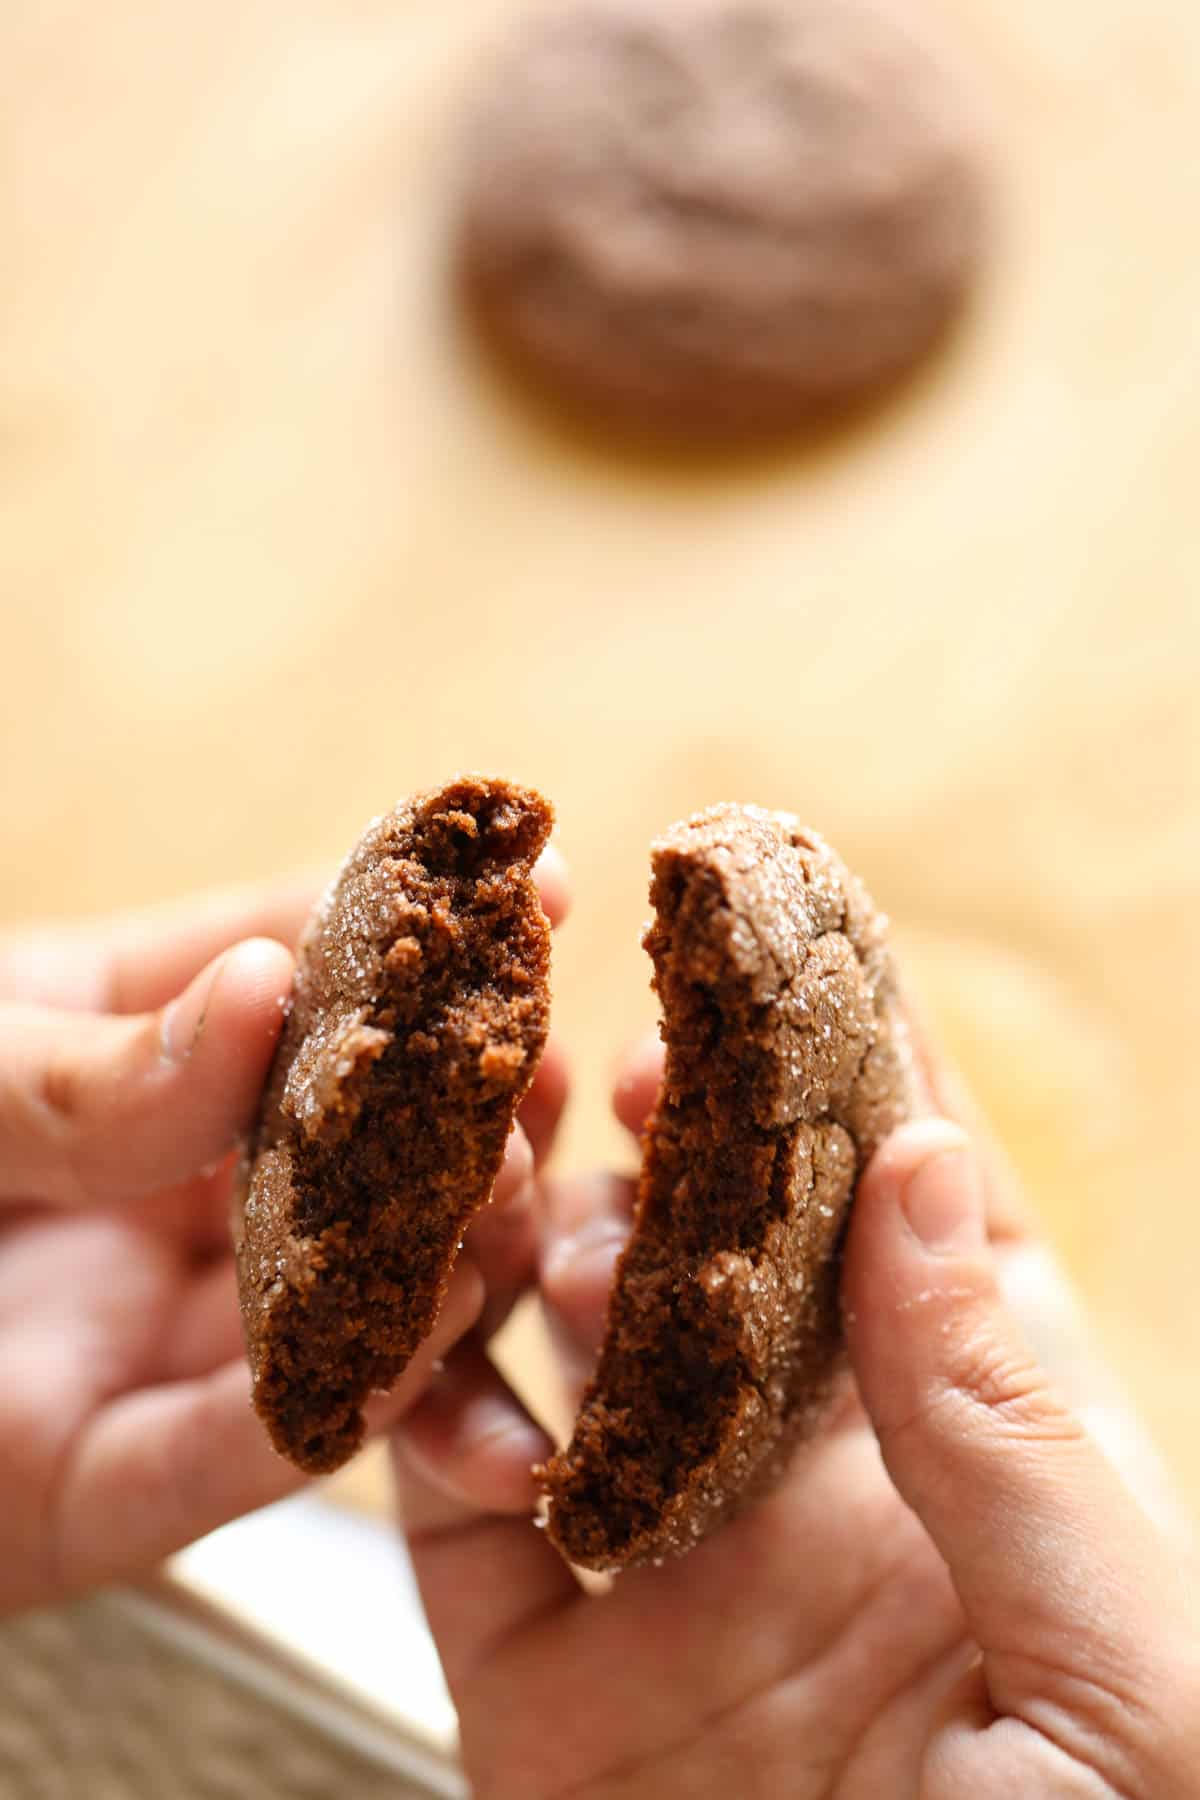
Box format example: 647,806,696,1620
457,0,988,442
234,776,552,1475
540,806,923,1570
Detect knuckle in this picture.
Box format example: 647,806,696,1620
29,1051,94,1205
1153,1642,1200,1786
942,1322,1084,1446
36,1047,86,1132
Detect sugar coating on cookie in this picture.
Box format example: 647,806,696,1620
540,805,920,1569
458,0,987,440
234,776,552,1474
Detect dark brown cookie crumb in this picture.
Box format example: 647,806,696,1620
540,804,919,1569
457,0,987,442
234,776,552,1475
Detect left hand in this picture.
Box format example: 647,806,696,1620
0,857,569,1614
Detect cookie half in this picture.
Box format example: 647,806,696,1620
234,776,552,1474
540,804,919,1568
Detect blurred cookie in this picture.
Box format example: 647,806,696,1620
540,805,920,1569
234,776,552,1474
457,0,987,440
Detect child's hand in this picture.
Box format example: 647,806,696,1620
0,856,568,1613
394,1035,1200,1800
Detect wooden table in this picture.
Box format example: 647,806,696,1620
3,0,1199,1525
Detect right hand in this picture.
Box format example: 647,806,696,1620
393,1033,1200,1799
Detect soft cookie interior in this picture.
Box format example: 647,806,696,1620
235,777,552,1474
540,805,917,1569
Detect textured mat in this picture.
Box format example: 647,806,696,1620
0,1596,442,1800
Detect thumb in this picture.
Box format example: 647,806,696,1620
0,938,293,1208
843,1120,1198,1768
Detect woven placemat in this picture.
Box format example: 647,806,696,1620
0,1596,442,1799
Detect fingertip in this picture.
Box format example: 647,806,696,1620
541,1222,625,1360
439,1254,488,1345
540,1170,636,1241
161,938,293,1068
207,937,295,1038
858,1117,973,1205
534,843,570,929
519,1034,570,1168
612,1032,663,1137
541,1215,627,1300
156,939,295,1154
400,1351,552,1516
539,1177,631,1358
843,1117,976,1335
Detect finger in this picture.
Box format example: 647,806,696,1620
105,1154,238,1257
612,1032,663,1140
843,1120,1196,1769
540,1173,634,1369
400,1339,551,1521
0,834,567,1015
463,1130,537,1342
157,1256,245,1383
899,977,1032,1244
392,1349,578,1700
49,1256,484,1601
612,1000,1032,1247
0,841,566,1017
0,873,322,1014
992,1241,1193,1541
532,843,570,931
517,1034,570,1168
0,938,292,1208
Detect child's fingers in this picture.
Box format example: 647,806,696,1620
898,977,1032,1244
532,844,570,931
463,1130,538,1342
392,1346,579,1698
612,1032,663,1140
541,1169,638,1243
0,843,565,1018
0,874,322,1014
398,1340,551,1522
844,1122,1199,1779
0,939,292,1209
539,1173,634,1375
41,1256,483,1608
517,1034,570,1168
156,1256,245,1383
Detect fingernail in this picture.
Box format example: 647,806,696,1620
160,956,226,1064
542,1214,629,1289
900,1131,984,1256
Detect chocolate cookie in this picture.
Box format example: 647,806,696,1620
234,776,552,1475
540,805,920,1569
457,0,987,441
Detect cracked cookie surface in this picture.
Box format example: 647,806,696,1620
540,804,919,1569
234,776,552,1474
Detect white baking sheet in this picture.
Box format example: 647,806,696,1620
152,1491,464,1796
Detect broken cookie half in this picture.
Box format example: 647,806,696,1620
234,775,552,1475
539,804,921,1570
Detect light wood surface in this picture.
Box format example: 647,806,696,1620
3,0,1199,1518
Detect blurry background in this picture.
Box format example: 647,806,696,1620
2,0,1199,1541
